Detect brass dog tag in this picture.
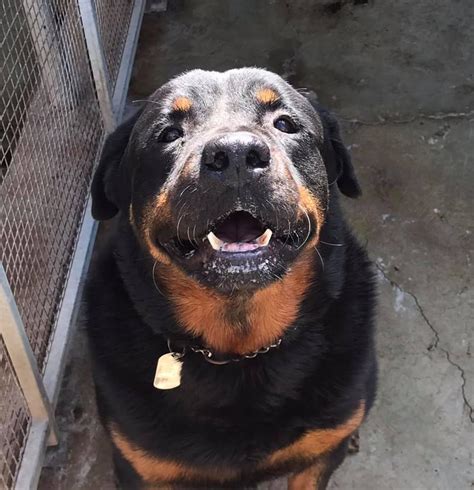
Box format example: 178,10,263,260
154,353,182,390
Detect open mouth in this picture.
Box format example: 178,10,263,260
162,211,284,260
206,211,272,253
159,208,313,270
157,207,314,290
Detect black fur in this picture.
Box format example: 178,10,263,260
85,68,377,489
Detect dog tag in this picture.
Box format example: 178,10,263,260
153,353,182,390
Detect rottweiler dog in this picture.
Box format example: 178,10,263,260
85,68,377,489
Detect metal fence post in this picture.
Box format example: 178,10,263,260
0,266,58,447
1,0,146,486
112,0,146,120
77,0,117,133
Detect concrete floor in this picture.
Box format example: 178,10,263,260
39,1,473,488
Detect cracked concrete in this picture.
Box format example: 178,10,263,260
328,118,474,488
375,262,473,424
340,111,474,129
39,1,473,488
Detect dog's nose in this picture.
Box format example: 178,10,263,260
201,132,270,176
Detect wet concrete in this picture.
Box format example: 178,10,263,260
39,1,473,488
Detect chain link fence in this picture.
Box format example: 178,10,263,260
0,0,145,487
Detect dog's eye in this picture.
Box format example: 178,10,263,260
159,127,183,143
273,116,298,133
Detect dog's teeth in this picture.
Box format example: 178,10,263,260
207,232,223,251
257,229,273,247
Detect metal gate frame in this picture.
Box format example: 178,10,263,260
0,1,145,487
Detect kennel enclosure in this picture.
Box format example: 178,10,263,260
0,0,145,487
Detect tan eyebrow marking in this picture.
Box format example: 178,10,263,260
172,96,192,112
256,88,280,105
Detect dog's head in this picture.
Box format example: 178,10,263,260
92,68,360,293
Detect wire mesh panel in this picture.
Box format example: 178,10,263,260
0,337,31,489
95,0,135,91
0,0,143,486
0,0,104,372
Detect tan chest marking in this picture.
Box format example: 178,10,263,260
158,251,315,354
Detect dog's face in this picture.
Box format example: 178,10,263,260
92,68,360,293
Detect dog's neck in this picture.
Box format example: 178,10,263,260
156,251,315,354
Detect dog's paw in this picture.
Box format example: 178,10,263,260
348,430,360,455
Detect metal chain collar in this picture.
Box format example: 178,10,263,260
167,338,282,365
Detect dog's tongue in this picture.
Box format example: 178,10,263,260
214,211,263,243
207,211,272,252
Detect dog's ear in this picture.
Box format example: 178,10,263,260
320,107,361,198
301,91,361,198
91,109,143,220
